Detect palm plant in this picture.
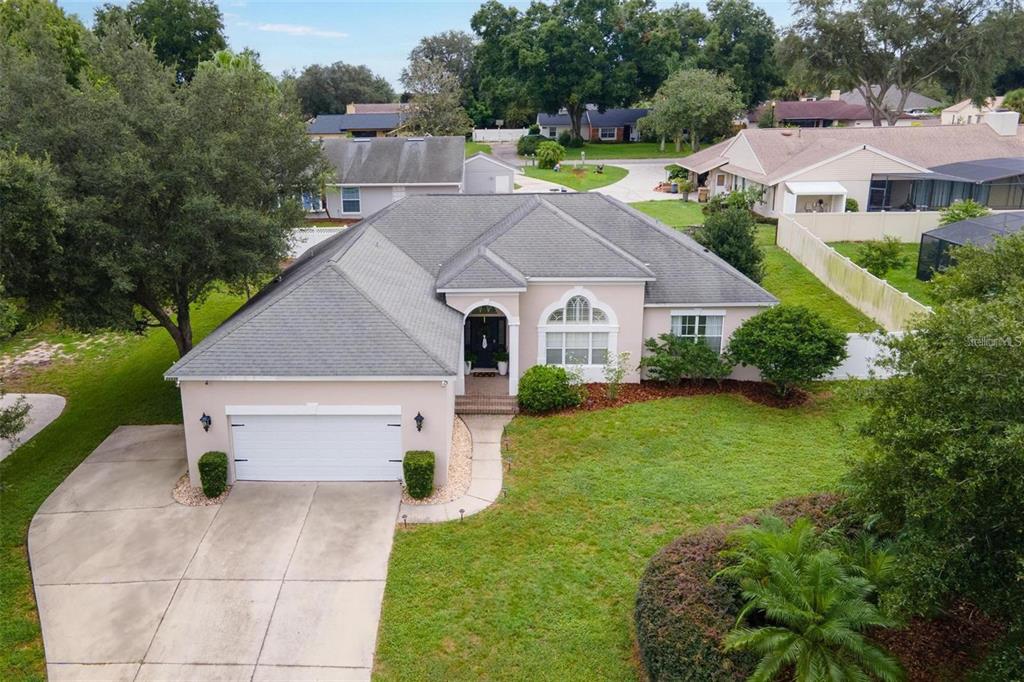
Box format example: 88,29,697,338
720,518,903,682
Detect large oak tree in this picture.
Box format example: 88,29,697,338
0,14,327,357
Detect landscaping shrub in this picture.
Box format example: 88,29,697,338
855,235,908,277
939,198,989,225
517,365,582,412
846,197,859,212
403,450,435,499
641,333,733,385
601,351,631,400
664,163,686,180
198,451,228,498
692,205,764,283
969,630,1024,681
557,130,572,147
516,133,544,156
535,140,566,169
727,305,848,396
528,123,540,135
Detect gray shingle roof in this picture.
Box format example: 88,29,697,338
537,107,648,127
321,136,465,185
166,193,775,379
307,113,403,134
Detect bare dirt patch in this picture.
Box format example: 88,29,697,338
0,342,71,379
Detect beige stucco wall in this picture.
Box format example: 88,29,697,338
179,379,455,486
780,148,923,214
641,306,767,381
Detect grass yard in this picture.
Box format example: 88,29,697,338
829,241,936,306
375,388,868,680
560,142,693,160
629,201,877,332
465,141,493,157
524,163,627,191
0,292,244,681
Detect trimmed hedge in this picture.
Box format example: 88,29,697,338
635,494,843,681
517,365,582,413
198,451,228,498
403,450,435,499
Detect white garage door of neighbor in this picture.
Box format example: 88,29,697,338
229,411,403,481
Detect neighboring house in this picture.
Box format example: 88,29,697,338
303,137,515,223
838,86,941,116
917,210,1024,280
680,111,1024,217
751,100,914,128
537,106,648,142
307,112,405,138
165,193,776,485
346,102,407,114
941,96,1007,125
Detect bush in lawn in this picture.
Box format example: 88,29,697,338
535,140,566,169
692,205,764,283
846,197,859,212
516,134,544,156
517,364,582,412
701,188,760,216
557,130,572,147
403,450,435,499
528,123,540,135
641,334,733,385
198,451,228,498
855,235,908,277
727,305,847,396
602,351,631,400
939,198,989,225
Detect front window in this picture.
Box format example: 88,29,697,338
299,191,323,213
543,295,613,366
549,295,606,324
671,314,724,354
341,186,361,214
599,127,616,140
547,127,558,138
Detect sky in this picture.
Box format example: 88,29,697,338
58,0,794,88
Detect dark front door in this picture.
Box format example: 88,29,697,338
465,316,507,369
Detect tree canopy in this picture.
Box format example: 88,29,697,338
290,61,396,118
638,68,743,151
94,0,226,82
699,0,781,108
0,14,326,356
401,59,474,136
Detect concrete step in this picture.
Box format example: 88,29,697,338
455,395,519,415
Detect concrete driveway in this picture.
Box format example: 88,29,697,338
30,425,401,682
593,161,678,202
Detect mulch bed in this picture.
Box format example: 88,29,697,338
570,379,810,412
873,600,1006,682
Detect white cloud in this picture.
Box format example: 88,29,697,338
255,23,348,39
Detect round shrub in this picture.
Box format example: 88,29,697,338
198,451,228,498
528,123,540,135
403,450,435,499
557,130,572,147
517,365,582,413
536,140,566,170
516,134,544,156
727,305,848,396
845,197,859,212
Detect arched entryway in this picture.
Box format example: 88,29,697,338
462,303,518,397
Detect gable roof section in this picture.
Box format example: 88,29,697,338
322,136,465,185
464,152,518,172
307,113,403,134
840,86,941,111
437,251,528,291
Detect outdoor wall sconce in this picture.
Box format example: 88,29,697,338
199,413,212,432
414,412,425,432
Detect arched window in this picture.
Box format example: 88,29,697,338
543,295,613,366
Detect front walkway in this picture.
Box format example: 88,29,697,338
399,415,512,524
30,425,400,682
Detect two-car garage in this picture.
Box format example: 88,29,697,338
227,406,404,482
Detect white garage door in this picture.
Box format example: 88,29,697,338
229,409,402,481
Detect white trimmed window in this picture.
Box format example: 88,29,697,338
543,295,613,366
599,127,616,140
299,191,323,213
341,186,361,214
671,313,725,354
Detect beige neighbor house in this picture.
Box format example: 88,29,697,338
941,96,1007,125
681,111,1024,217
165,193,775,486
301,136,515,222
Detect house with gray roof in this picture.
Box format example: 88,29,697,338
308,137,515,222
537,106,649,142
681,111,1024,217
166,193,775,485
307,112,405,138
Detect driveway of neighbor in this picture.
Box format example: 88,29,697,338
1,393,66,461
29,425,401,682
593,161,678,202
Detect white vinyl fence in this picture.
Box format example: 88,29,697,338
472,128,529,143
827,333,900,379
290,227,345,259
790,211,943,243
777,215,932,331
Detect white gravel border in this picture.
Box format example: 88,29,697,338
401,416,472,505
171,473,231,506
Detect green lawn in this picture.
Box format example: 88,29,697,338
828,241,935,306
629,201,877,332
465,141,493,157
0,292,244,681
376,388,867,680
524,163,628,191
559,142,693,160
